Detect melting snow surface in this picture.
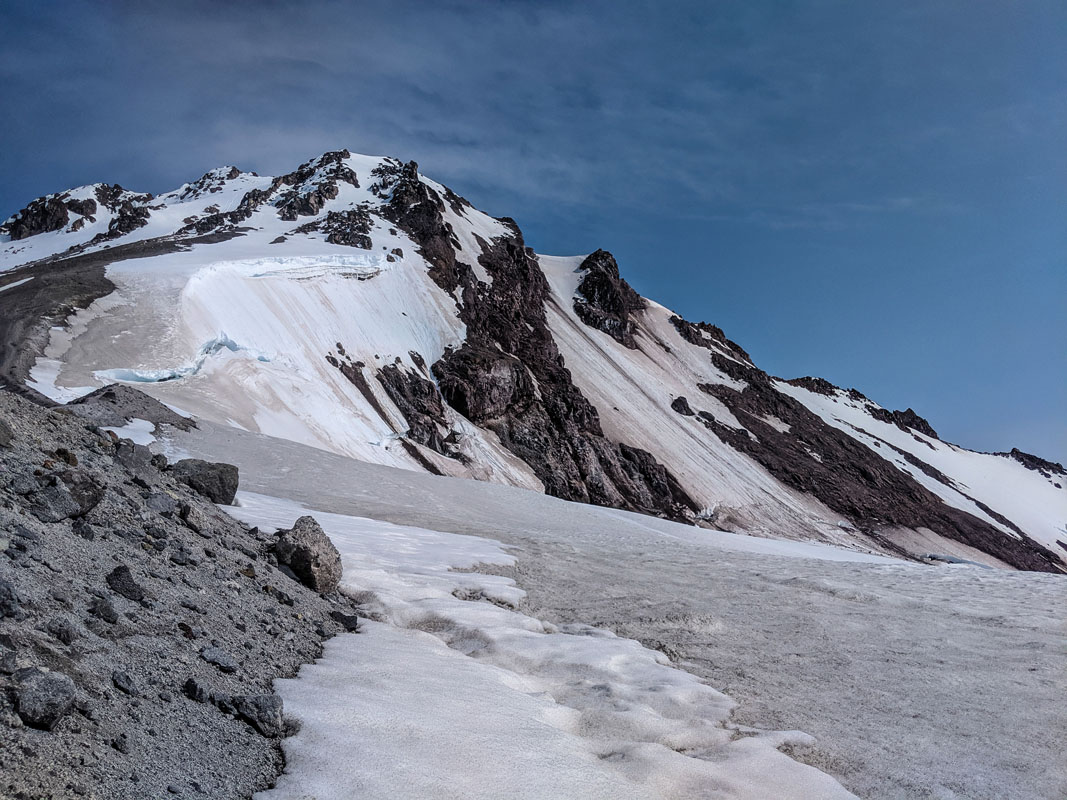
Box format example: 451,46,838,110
230,492,856,800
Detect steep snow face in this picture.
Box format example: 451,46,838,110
539,254,856,547
776,381,1067,551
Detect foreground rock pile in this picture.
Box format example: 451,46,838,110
0,389,360,799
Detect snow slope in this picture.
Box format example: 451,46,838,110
777,380,1067,551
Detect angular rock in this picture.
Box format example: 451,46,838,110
274,516,342,594
0,577,20,618
27,481,81,523
169,459,239,505
0,416,13,448
182,676,214,704
671,396,695,416
146,492,178,517
106,565,145,602
111,670,138,696
16,668,76,730
88,596,119,624
114,440,154,474
231,694,284,738
200,646,238,674
56,469,105,516
330,610,360,632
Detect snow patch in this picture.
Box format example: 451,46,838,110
101,417,157,446
0,276,33,292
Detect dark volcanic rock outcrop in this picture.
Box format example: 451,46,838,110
370,160,697,518
387,184,696,519
573,249,646,348
376,361,454,457
670,315,752,363
999,448,1066,478
374,159,470,293
785,378,939,439
2,198,70,240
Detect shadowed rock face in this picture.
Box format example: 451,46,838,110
573,249,646,349
374,162,698,520
375,159,470,293
376,362,452,456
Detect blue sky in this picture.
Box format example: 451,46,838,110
2,0,1064,460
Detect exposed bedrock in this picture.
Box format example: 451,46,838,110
375,159,471,293
367,168,700,520
669,314,753,364
292,207,373,249
685,346,1063,572
2,198,70,240
376,361,456,458
999,448,1066,478
572,249,646,348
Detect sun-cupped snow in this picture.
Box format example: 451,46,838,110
229,491,857,800
776,381,1067,552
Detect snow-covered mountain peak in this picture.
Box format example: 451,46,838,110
1,150,1063,574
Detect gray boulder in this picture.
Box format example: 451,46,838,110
231,694,284,738
200,645,238,674
114,440,154,474
16,668,76,730
0,416,13,448
169,459,239,505
274,516,342,594
27,481,81,523
0,577,20,618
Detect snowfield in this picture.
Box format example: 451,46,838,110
168,421,1067,800
231,492,856,800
